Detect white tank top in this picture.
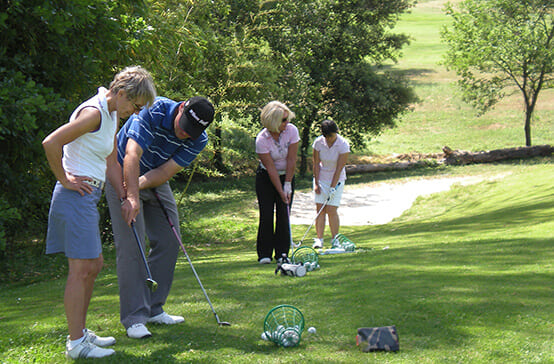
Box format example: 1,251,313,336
62,87,117,182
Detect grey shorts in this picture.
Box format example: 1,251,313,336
45,182,103,259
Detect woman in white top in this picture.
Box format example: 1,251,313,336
255,101,299,263
42,66,156,359
311,119,350,249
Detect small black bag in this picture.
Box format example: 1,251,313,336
356,326,399,352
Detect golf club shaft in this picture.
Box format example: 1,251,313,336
297,181,340,246
297,196,329,246
287,203,294,249
153,190,229,326
130,222,157,291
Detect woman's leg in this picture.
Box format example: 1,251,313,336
256,169,277,260
326,205,340,239
315,203,326,240
65,256,103,340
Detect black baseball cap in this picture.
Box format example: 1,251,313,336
178,96,215,139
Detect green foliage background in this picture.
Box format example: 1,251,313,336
0,0,417,254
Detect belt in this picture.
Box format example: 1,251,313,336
258,164,286,175
85,177,105,189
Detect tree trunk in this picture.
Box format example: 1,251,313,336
212,117,225,172
524,108,532,147
298,112,316,177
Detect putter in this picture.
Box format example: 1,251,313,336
294,182,340,248
130,222,158,292
154,190,231,327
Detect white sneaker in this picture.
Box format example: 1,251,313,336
66,335,115,359
259,257,271,264
147,312,185,325
126,323,152,339
312,238,323,249
84,328,116,347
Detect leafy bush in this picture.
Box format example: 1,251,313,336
0,69,66,254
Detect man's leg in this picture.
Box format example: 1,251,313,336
106,181,151,329
141,184,180,317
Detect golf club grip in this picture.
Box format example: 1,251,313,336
130,222,154,279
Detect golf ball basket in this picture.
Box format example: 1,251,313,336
332,233,356,251
263,304,305,347
291,246,319,271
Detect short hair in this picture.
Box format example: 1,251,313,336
321,119,338,137
109,66,156,108
260,101,295,133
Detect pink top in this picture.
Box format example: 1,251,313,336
255,123,300,172
312,134,350,183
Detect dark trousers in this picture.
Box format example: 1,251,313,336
255,166,294,261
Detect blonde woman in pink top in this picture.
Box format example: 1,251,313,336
312,119,350,249
255,101,299,264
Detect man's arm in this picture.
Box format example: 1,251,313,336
122,138,144,224
138,159,183,190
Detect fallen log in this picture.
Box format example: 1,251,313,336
345,159,442,174
344,145,554,174
442,145,554,165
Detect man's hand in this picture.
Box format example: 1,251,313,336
121,197,140,226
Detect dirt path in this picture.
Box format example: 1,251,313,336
289,175,505,226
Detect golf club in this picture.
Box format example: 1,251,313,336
153,190,231,327
287,203,294,249
130,222,158,292
293,182,340,248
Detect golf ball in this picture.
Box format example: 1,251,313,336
308,326,316,334
261,332,270,341
281,329,300,347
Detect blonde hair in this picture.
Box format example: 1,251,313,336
109,66,156,108
260,101,295,133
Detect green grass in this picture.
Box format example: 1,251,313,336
1,160,553,363
2,0,554,362
366,0,554,156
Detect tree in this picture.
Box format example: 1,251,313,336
441,0,554,146
256,0,418,175
139,0,280,174
0,0,149,251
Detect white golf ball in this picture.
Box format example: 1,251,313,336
308,326,316,334
261,332,270,341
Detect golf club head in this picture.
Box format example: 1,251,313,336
218,321,231,326
147,278,158,292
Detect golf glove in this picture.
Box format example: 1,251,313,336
328,182,340,200
328,187,336,199
284,182,292,198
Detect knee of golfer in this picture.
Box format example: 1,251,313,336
69,258,103,281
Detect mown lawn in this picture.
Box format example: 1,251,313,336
1,160,552,363
1,0,553,362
